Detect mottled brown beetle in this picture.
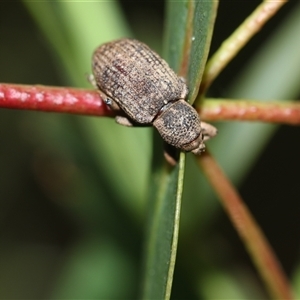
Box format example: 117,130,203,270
91,38,217,154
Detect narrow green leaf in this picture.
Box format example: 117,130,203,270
142,1,218,299
142,151,185,300
164,0,218,102
187,1,218,102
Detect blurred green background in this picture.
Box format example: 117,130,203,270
0,1,300,299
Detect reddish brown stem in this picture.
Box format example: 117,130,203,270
0,83,114,117
178,1,195,78
199,99,300,125
1,84,300,127
197,150,294,299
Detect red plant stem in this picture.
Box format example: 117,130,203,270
1,84,300,126
197,150,294,299
178,1,195,78
0,83,114,117
199,99,300,125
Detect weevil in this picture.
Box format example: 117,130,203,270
91,38,217,154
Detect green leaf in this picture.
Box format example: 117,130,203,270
142,151,185,300
164,0,218,102
23,1,151,218
141,1,218,299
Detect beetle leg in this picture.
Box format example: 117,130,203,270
87,74,97,88
200,122,218,141
115,116,134,127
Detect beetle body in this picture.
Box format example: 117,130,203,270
92,38,215,154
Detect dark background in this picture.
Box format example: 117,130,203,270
0,1,299,298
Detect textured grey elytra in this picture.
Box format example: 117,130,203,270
92,38,214,154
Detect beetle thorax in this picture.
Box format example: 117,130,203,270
153,100,203,152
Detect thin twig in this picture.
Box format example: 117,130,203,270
2,84,300,126
199,99,300,125
0,83,114,117
197,150,294,299
199,0,287,96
